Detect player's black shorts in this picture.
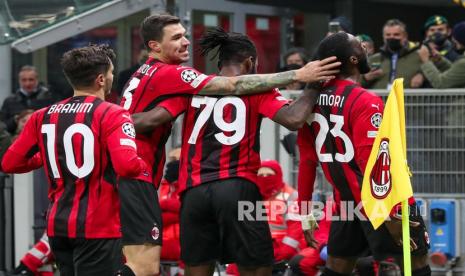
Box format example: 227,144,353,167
119,178,162,246
49,236,122,276
327,202,430,260
180,177,274,267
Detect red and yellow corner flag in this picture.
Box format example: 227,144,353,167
361,78,413,230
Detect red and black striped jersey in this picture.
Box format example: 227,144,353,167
2,96,148,238
297,79,384,210
164,89,288,193
120,57,214,186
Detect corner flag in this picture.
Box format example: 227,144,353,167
361,78,413,230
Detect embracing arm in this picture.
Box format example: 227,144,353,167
272,87,319,130
199,57,340,96
132,107,175,134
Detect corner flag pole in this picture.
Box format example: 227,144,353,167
402,199,412,275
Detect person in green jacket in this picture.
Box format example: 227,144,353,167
418,21,465,88
362,19,422,90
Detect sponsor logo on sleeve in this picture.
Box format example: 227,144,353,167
122,122,136,138
191,74,208,88
180,69,198,83
120,138,137,149
371,113,382,128
367,130,378,138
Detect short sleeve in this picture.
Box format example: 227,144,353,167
157,97,189,118
258,89,289,119
156,65,215,96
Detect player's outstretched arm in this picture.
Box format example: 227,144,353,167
1,114,42,173
272,85,319,130
132,107,175,134
297,126,319,248
198,57,340,96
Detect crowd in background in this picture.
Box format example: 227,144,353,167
279,15,465,92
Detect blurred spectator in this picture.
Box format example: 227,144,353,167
0,66,54,134
418,21,465,88
159,147,182,264
256,160,306,262
363,19,422,89
356,34,375,56
410,15,461,88
226,160,305,275
423,15,461,62
283,47,308,67
0,122,12,162
159,159,181,262
12,109,34,141
327,16,352,37
116,48,149,96
279,48,307,90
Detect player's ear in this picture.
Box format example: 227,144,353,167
96,73,105,87
349,55,359,65
243,56,254,74
148,40,162,53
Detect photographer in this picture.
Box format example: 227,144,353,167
418,21,465,88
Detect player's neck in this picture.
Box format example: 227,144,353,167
149,52,171,64
339,71,361,84
74,89,104,100
220,66,243,77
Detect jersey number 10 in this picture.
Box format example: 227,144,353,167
41,123,95,178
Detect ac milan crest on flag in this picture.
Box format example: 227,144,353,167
370,138,392,199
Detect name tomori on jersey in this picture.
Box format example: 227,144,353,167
317,94,345,108
48,103,93,114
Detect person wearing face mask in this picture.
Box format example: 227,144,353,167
423,15,461,63
417,21,465,88
409,15,461,88
362,19,422,90
255,160,306,264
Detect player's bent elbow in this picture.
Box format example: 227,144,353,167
282,118,305,131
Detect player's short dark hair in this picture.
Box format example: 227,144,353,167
140,14,181,49
314,32,354,76
198,27,257,69
61,44,115,89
